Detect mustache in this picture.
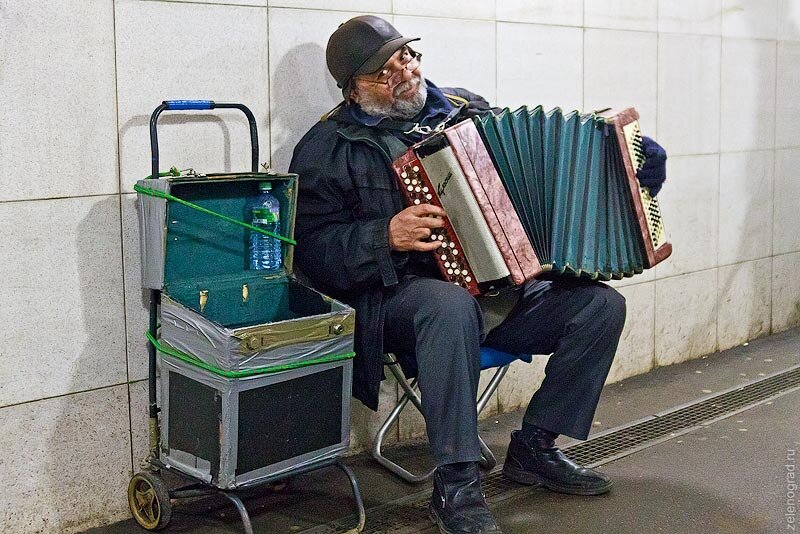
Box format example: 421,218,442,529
393,76,420,97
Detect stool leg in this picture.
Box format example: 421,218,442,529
371,360,436,483
475,365,509,470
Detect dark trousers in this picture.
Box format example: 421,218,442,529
382,276,626,466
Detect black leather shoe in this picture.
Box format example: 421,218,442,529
502,429,613,496
429,462,503,534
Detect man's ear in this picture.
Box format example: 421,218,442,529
348,83,360,104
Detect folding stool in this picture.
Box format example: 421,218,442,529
372,347,532,483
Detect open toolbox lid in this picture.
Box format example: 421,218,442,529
136,172,298,291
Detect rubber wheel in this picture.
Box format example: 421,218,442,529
128,471,172,531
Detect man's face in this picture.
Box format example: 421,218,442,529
350,46,427,120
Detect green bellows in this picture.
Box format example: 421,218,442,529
473,106,646,281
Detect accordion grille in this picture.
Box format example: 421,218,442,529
640,186,667,249
623,120,667,250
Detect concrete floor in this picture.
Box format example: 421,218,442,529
89,328,800,534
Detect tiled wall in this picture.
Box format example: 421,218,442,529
1,1,798,531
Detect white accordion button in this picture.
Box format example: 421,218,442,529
452,249,459,255
404,178,411,185
465,276,472,283
438,235,444,241
413,166,419,172
411,179,418,185
426,194,433,200
441,254,447,261
407,185,413,191
415,187,421,192
423,186,429,193
401,172,408,179
413,199,420,205
444,261,451,268
447,268,454,275
449,242,455,248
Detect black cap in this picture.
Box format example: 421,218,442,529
326,15,420,92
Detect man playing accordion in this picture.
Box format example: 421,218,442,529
289,15,667,534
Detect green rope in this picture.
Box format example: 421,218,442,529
134,183,297,246
145,331,354,378
145,166,182,180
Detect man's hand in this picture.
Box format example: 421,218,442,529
637,136,667,196
388,204,447,251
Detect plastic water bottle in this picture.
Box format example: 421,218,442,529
248,182,282,271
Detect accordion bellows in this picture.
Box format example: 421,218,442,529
392,105,672,295
473,106,671,281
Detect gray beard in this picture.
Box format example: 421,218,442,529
358,77,428,120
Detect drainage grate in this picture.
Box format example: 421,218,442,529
303,364,800,534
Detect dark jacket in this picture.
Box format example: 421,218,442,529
288,85,494,410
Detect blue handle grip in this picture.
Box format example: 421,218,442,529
164,100,213,110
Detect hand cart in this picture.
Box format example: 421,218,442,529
128,100,365,534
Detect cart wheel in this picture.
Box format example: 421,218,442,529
128,471,172,531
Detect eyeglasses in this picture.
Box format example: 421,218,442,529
358,47,422,89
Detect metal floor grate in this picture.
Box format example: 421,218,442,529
303,364,800,534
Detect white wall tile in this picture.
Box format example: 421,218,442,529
718,151,774,265
122,193,149,381
721,0,778,39
772,251,800,331
496,23,583,112
115,0,270,191
720,38,777,152
0,196,127,407
0,0,118,202
393,0,494,20
268,9,365,173
584,0,658,31
584,29,658,134
496,0,583,26
129,380,151,470
717,259,772,350
657,34,721,156
774,149,800,254
778,0,800,40
171,0,266,4
655,269,718,366
394,16,497,103
658,0,722,35
777,42,800,148
655,155,720,278
0,386,132,533
607,282,655,384
498,357,547,413
270,0,391,12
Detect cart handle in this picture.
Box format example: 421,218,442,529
149,100,260,180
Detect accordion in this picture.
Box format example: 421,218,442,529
391,106,672,296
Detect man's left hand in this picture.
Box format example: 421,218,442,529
637,136,667,196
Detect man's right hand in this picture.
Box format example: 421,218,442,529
388,204,447,251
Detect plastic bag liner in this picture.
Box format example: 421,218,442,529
137,178,169,289
161,287,354,371
159,352,353,489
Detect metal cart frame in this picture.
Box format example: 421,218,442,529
127,100,365,534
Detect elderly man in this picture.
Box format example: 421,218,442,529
289,15,666,534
